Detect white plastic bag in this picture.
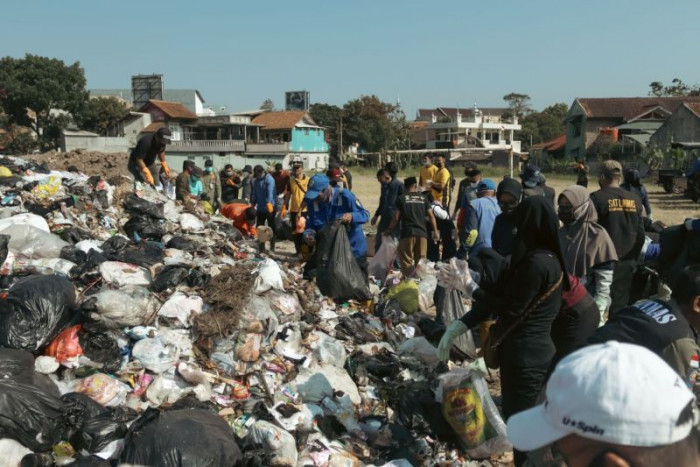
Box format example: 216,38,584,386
75,239,103,254
247,420,298,466
368,236,398,282
0,212,50,232
99,261,151,287
88,286,158,328
254,258,285,294
398,337,440,370
438,368,512,458
179,213,205,232
132,338,179,374
1,224,68,258
158,292,203,327
418,275,438,312
0,438,33,466
310,331,347,368
291,363,361,405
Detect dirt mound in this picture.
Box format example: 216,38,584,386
24,149,131,179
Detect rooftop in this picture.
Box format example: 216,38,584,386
575,97,700,121
416,107,511,120
531,134,566,152
141,100,197,120
252,111,319,130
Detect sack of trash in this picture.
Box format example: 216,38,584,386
315,222,371,302
369,236,397,282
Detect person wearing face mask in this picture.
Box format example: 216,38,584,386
202,159,222,212
453,162,482,219
220,164,241,203
302,173,370,279
431,155,451,207
176,160,195,202
241,165,254,202
251,165,277,251
559,185,618,326
419,154,438,191
491,177,522,258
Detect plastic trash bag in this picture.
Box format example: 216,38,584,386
179,213,205,232
310,331,347,368
247,420,298,466
398,337,440,370
79,330,123,374
442,289,478,359
0,438,33,467
165,235,199,251
123,216,165,241
45,324,84,363
121,408,242,467
368,236,397,282
254,258,285,294
123,193,165,219
74,373,129,407
0,274,78,352
158,292,203,327
132,337,179,373
418,275,438,312
151,265,190,292
82,286,158,329
316,223,371,303
292,363,362,405
101,236,164,268
1,223,69,258
0,212,50,233
386,280,420,315
99,261,151,287
438,368,511,458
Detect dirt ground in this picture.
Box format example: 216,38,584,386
22,149,130,180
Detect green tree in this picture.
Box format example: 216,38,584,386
0,54,88,150
341,95,396,153
502,92,532,119
519,103,568,149
75,96,130,136
309,102,342,156
648,78,700,97
260,98,274,111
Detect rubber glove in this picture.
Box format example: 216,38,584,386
438,320,468,361
437,257,479,297
281,205,287,217
161,160,171,177
141,167,155,186
266,202,274,214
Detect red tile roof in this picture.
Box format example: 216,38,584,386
531,134,566,152
141,121,167,133
141,99,197,120
683,102,700,118
252,111,313,130
576,97,700,121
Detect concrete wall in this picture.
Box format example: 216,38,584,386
62,135,131,153
651,106,700,147
165,152,329,173
290,128,328,152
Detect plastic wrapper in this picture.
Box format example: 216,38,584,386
123,193,165,219
0,212,50,233
247,420,298,466
254,258,285,294
438,368,512,458
74,373,129,407
132,337,179,374
397,337,440,370
179,213,205,232
369,236,397,282
158,292,203,327
83,286,158,329
310,331,347,368
150,265,190,292
418,275,438,312
121,409,242,466
0,223,69,258
0,274,78,352
99,261,152,287
45,324,84,363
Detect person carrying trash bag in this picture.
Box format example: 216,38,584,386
302,173,370,280
436,196,568,467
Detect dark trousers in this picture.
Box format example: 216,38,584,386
550,293,599,369
500,354,550,467
610,258,637,315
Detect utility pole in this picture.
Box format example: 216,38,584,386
338,116,343,161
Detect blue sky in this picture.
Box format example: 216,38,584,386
2,0,699,116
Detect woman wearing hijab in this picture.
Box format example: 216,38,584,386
491,177,522,257
437,197,567,466
558,185,618,326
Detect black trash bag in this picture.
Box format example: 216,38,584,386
82,249,109,271
374,298,402,325
118,242,164,268
0,234,9,265
74,407,134,454
334,314,379,343
100,235,132,257
123,193,165,219
60,392,106,443
65,454,113,466
0,379,65,451
123,216,165,241
121,408,242,467
151,265,190,293
0,348,59,395
187,268,210,288
315,222,370,302
61,245,87,267
166,235,199,251
59,227,94,245
0,274,79,352
79,331,122,374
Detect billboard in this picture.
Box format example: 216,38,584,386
285,91,310,111
132,74,164,110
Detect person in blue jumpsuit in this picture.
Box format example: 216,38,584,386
302,173,370,279
457,179,501,260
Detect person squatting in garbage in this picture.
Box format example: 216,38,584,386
586,264,700,384
302,173,370,277
506,342,700,467
382,176,439,277
128,126,172,187
558,185,618,326
220,201,258,240
251,165,277,251
437,196,568,466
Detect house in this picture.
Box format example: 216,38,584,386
650,102,700,149
416,106,522,153
565,97,700,160
248,111,329,170
90,89,209,116
529,134,566,165
138,100,198,141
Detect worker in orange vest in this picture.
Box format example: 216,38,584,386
220,202,258,239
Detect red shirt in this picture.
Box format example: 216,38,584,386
272,170,290,196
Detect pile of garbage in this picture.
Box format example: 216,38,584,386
0,155,512,466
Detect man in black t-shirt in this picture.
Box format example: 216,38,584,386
590,160,645,316
383,177,439,277
128,127,172,187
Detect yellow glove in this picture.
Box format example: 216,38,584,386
466,229,478,247
161,160,171,177
281,206,287,217
141,167,155,186
266,202,274,214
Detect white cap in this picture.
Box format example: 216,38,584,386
507,341,697,451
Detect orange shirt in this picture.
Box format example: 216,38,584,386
221,202,257,237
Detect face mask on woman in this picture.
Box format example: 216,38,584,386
557,206,574,225
205,167,213,174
